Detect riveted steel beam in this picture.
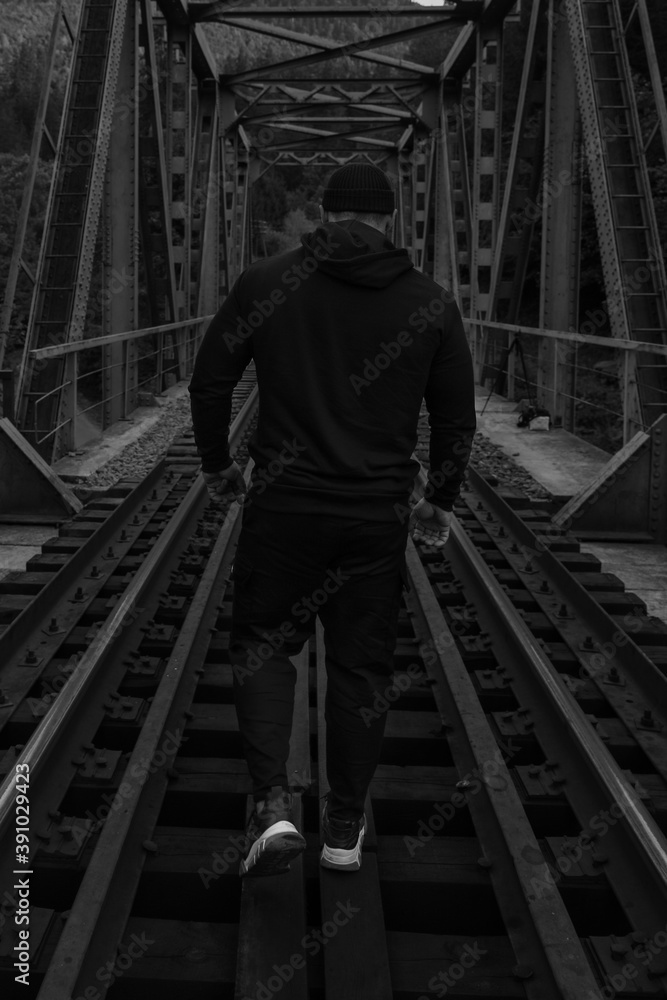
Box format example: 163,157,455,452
564,0,667,438
155,0,218,78
137,0,178,330
470,21,503,323
538,0,582,431
17,0,133,462
487,0,547,325
103,0,139,430
218,18,440,84
194,83,222,320
190,2,483,20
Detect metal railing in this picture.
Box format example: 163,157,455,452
12,310,667,460
468,319,667,451
24,316,213,452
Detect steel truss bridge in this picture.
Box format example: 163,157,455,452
2,0,667,468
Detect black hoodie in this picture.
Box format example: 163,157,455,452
189,220,476,519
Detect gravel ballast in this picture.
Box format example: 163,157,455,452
78,393,552,505
80,394,194,490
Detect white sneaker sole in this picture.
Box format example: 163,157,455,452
240,820,306,878
320,824,366,871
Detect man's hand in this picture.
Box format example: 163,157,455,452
202,463,247,503
409,498,452,548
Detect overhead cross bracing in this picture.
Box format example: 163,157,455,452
4,0,667,465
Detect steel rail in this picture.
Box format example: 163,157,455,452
37,461,253,1000
465,465,667,773
404,536,602,1000
29,315,215,361
467,465,667,703
0,461,165,657
417,468,667,916
0,385,258,840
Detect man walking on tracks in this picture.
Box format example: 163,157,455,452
189,162,476,877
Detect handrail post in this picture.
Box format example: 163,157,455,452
623,350,630,444
62,352,77,453
157,328,164,392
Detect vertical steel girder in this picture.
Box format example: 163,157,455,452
539,0,583,431
470,22,503,321
564,0,667,438
17,0,131,461
443,90,473,314
218,87,236,300
103,0,139,429
396,148,413,260
416,85,440,282
14,0,225,459
487,0,548,328
193,82,220,323
416,83,464,293
138,0,178,329
52,0,131,459
471,23,504,386
219,88,253,291
412,147,429,273
430,93,461,297
166,21,193,382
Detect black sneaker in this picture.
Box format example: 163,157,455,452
320,797,366,872
239,786,306,878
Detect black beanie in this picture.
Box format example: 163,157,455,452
321,163,395,214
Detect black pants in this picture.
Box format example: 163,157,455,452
229,502,409,821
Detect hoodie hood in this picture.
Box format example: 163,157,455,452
301,219,413,289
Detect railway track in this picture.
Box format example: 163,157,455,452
0,373,666,999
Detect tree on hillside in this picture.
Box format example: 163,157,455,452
0,39,65,156
0,154,53,354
